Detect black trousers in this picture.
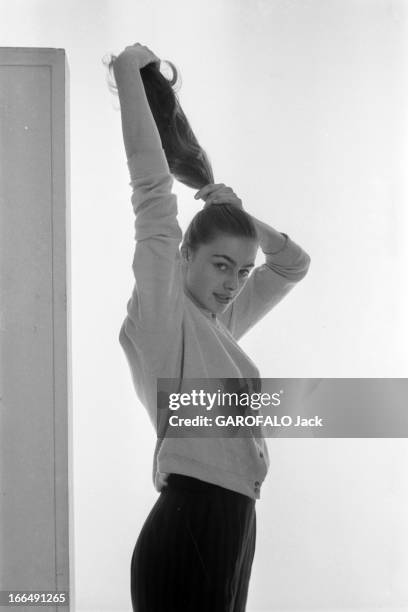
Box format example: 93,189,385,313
130,473,257,612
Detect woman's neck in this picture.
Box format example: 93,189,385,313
183,284,217,319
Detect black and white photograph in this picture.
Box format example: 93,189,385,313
0,1,407,611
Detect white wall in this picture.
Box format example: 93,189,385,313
1,1,407,611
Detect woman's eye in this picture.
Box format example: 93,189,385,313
240,269,250,277
215,263,227,271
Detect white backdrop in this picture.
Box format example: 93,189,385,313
1,0,407,611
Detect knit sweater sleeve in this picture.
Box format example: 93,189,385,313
121,145,184,339
219,234,311,341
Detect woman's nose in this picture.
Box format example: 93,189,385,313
224,274,238,292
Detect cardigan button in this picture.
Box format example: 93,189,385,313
254,481,260,487
259,452,264,458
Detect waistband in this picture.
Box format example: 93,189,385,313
165,473,254,503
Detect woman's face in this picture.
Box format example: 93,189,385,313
182,233,258,314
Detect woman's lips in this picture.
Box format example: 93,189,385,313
213,293,232,304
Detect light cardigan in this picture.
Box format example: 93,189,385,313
119,146,310,500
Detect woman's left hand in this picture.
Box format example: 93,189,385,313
194,183,243,210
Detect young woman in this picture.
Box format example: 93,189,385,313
107,43,310,612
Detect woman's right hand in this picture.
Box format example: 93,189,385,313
115,43,160,69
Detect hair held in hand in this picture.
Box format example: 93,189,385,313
103,54,214,189
103,50,257,248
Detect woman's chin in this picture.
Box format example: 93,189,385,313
212,294,232,313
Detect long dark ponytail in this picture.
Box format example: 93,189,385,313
103,55,214,189
103,54,257,249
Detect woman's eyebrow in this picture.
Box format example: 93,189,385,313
212,254,255,268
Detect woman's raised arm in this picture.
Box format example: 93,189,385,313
194,183,310,339
113,44,162,158
225,218,311,340
112,45,184,355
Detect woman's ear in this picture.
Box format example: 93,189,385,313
180,244,190,262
